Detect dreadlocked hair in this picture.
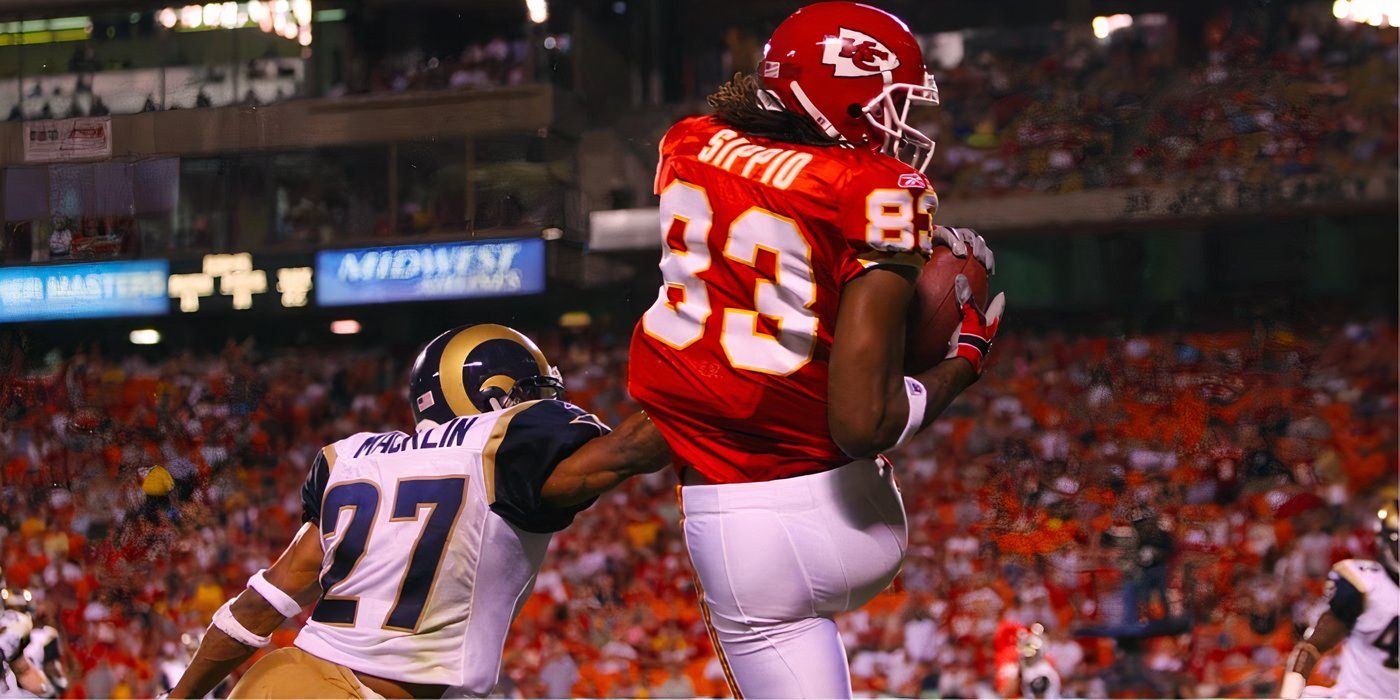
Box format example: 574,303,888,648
707,73,842,147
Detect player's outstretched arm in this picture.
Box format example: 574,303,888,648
170,521,325,699
540,410,672,508
1281,610,1349,698
0,609,49,696
11,655,51,697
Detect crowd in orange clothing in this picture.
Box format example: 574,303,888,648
0,314,1394,698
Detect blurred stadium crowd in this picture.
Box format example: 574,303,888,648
0,312,1393,698
355,39,532,95
925,6,1397,197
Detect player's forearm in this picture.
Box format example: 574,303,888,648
845,357,975,457
172,590,289,698
169,625,259,699
173,527,322,699
828,268,919,458
910,357,977,430
611,410,672,477
12,657,51,697
541,411,671,507
1281,612,1348,698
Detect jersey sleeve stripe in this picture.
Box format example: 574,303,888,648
1334,560,1370,593
480,401,539,505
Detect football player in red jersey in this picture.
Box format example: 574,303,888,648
627,2,1005,697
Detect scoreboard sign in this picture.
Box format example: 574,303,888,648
315,239,545,307
0,259,169,322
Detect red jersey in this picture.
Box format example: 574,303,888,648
628,115,936,483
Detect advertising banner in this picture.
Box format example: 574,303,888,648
315,239,545,307
23,117,113,163
0,259,169,322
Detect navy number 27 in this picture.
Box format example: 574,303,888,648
311,477,466,631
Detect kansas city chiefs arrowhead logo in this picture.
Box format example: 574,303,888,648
822,27,900,77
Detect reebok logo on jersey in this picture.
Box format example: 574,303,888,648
822,28,900,77
898,172,929,189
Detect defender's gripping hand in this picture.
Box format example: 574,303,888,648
946,273,1005,376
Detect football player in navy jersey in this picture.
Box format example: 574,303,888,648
172,325,670,699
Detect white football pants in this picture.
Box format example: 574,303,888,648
678,458,908,698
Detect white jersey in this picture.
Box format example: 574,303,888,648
1021,656,1061,699
0,611,33,698
293,400,607,693
19,626,57,698
1324,559,1399,699
157,656,188,694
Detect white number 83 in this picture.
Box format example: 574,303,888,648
642,180,818,375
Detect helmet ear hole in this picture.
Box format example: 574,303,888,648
847,103,864,118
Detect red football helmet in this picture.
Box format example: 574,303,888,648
759,2,939,171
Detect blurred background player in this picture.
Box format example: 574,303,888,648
995,621,1062,700
0,583,50,699
159,632,223,699
17,617,64,699
171,324,670,699
1280,496,1399,699
628,2,1002,696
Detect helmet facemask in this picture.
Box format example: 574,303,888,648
503,366,566,409
861,72,939,172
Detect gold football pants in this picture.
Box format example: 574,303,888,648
229,647,382,699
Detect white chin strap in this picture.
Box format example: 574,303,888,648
787,81,844,140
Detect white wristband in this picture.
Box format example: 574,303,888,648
248,570,303,618
211,599,271,649
892,377,928,450
1280,671,1306,699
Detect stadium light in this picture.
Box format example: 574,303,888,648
158,8,179,28
330,319,362,335
1334,0,1399,26
526,0,548,24
181,4,203,28
219,2,240,29
560,311,592,328
275,267,313,307
1091,14,1133,39
130,329,162,345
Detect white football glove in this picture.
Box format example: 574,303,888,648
932,225,995,273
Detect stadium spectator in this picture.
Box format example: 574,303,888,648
0,310,1393,697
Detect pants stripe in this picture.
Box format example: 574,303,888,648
676,485,743,700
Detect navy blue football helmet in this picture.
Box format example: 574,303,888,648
409,324,564,424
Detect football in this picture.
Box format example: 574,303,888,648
904,247,990,374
